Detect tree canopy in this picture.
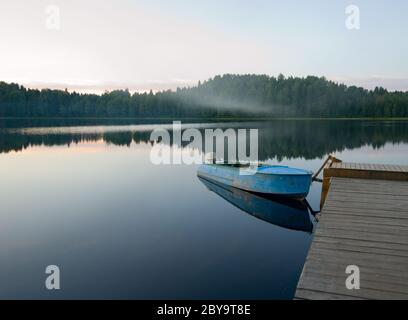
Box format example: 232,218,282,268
1,74,407,118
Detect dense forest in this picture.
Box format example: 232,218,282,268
1,74,408,118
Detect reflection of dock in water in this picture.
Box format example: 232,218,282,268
198,176,314,233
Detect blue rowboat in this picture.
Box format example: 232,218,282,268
197,163,313,199
198,177,314,233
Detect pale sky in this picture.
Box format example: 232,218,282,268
1,0,407,92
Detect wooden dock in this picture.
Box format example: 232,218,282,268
295,162,408,300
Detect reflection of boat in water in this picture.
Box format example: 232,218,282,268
197,163,313,199
198,176,314,233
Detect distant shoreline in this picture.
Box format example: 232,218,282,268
2,75,408,118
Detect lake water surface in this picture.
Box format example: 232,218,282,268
1,119,408,299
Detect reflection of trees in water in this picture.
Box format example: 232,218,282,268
257,121,408,160
1,121,408,160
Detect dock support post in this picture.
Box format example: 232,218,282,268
320,176,331,209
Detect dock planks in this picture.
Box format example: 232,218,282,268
296,162,408,300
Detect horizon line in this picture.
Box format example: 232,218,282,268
2,75,408,94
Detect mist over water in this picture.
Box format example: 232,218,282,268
180,91,284,115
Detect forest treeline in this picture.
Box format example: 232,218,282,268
1,74,408,118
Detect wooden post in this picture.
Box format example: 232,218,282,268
320,176,331,209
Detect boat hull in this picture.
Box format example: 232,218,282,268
197,164,312,199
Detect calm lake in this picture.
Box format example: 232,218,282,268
1,119,408,299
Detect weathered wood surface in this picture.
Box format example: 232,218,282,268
326,162,408,181
296,175,408,300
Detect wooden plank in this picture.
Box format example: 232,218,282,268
327,191,408,202
331,179,408,189
336,163,408,173
317,220,408,237
306,248,408,269
343,163,408,171
318,214,408,228
324,167,408,182
331,183,408,192
314,228,408,245
331,162,340,169
317,215,408,231
302,256,408,282
379,164,387,171
326,195,408,206
297,274,408,299
322,210,408,222
297,277,408,300
318,218,408,232
323,206,408,219
295,288,366,300
324,197,408,210
331,181,408,190
328,189,408,200
328,189,408,199
324,200,408,213
311,240,408,258
300,259,408,283
324,208,407,220
334,176,408,185
329,178,408,189
313,234,408,252
299,270,408,294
